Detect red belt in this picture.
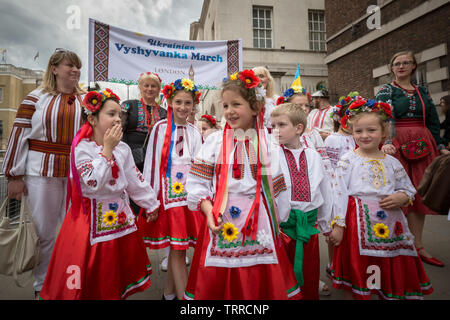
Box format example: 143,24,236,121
28,139,71,155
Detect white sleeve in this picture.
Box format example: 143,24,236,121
270,144,291,223
331,154,352,228
122,144,160,213
185,131,219,211
389,156,416,201
75,143,114,194
310,152,333,234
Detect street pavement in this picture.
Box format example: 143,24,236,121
1,214,449,300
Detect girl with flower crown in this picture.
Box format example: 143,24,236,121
183,69,301,300
138,78,203,300
39,89,160,300
199,114,220,139
252,66,279,131
324,92,358,170
330,96,433,300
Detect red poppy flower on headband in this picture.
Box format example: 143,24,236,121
276,96,285,105
377,102,393,118
162,84,175,100
83,91,103,113
348,99,367,110
201,114,216,125
195,91,201,104
238,69,260,89
341,114,350,130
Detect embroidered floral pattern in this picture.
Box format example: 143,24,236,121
171,182,184,194
176,172,184,180
87,179,97,188
103,210,117,226
373,223,390,239
376,210,387,220
394,221,403,236
77,160,94,178
222,222,239,242
229,206,241,219
257,230,273,248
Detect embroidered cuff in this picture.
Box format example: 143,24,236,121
99,152,114,165
196,196,213,211
330,216,346,228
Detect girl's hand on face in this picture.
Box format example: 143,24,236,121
103,124,123,150
379,192,410,210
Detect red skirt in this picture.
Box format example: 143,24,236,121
183,219,302,300
393,119,440,215
331,197,433,300
138,202,204,250
39,199,152,300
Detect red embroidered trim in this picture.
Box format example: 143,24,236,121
196,196,213,211
283,149,311,202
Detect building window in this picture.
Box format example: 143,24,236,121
308,10,326,51
413,64,427,87
253,7,273,49
0,87,3,103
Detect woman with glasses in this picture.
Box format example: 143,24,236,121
376,51,448,268
2,49,85,298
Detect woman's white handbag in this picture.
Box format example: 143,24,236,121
0,196,41,286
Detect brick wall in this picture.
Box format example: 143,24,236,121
325,2,449,102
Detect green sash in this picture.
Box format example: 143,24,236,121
280,208,319,286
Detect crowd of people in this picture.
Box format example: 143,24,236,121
2,49,449,300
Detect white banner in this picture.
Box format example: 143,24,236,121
88,19,242,90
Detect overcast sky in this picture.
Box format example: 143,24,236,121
0,0,204,86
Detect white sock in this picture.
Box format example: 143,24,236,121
164,293,176,300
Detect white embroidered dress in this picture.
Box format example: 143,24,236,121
75,140,160,245
186,130,291,268
333,151,417,257
143,119,203,210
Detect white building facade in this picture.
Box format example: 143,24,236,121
190,0,328,120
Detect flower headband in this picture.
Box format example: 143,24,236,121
276,85,311,105
139,71,162,83
223,69,266,102
162,78,201,104
330,91,362,130
82,88,121,115
201,114,216,125
345,97,394,121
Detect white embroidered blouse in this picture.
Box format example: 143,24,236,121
142,119,203,210
324,132,356,170
333,151,416,223
75,139,160,212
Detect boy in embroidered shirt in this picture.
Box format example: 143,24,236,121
270,103,343,300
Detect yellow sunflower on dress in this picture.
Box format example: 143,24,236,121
222,222,239,242
103,210,117,226
172,182,184,194
373,223,390,239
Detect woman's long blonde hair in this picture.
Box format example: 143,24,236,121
40,50,84,95
252,66,277,99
